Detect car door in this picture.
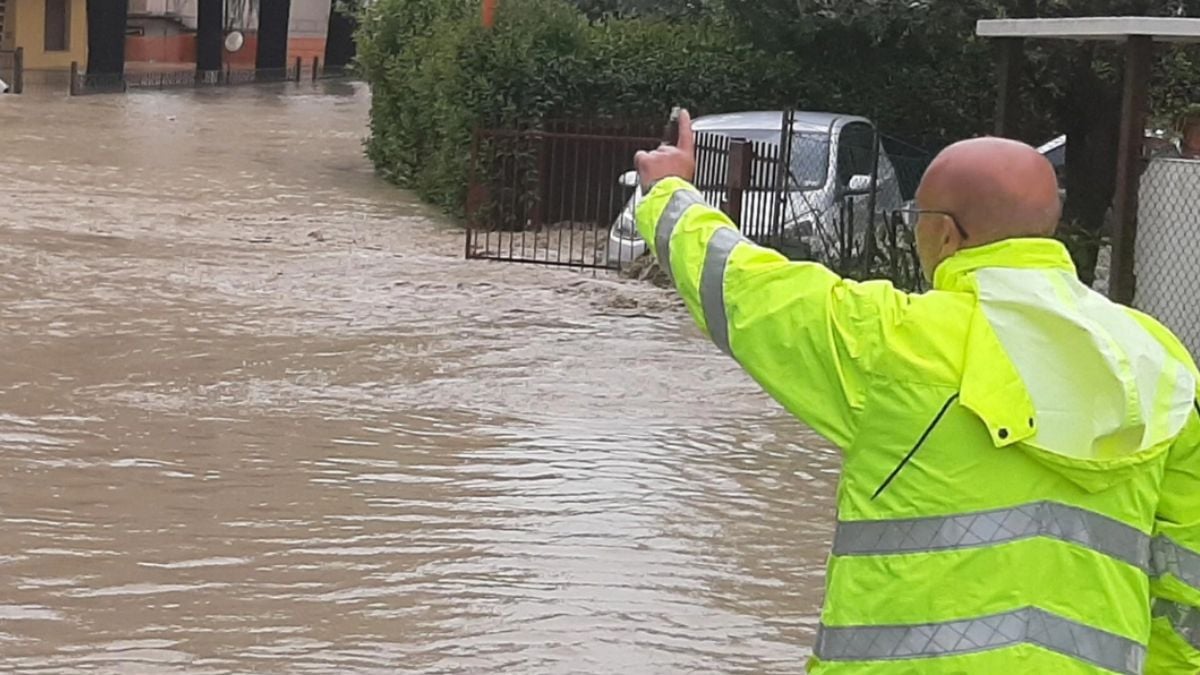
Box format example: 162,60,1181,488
833,122,881,243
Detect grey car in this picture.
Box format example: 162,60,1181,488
607,110,905,267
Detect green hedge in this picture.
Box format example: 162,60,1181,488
357,0,825,216
356,0,997,217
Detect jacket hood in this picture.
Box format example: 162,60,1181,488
942,240,1196,493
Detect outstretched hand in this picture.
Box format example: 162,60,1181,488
634,109,696,192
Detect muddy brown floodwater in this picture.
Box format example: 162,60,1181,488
0,82,838,674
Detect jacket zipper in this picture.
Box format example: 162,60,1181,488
872,394,960,500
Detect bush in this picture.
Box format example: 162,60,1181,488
357,0,811,217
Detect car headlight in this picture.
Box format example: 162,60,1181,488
614,207,639,239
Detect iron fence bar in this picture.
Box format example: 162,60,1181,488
772,109,795,244
466,126,481,260
860,130,883,278
567,126,582,267
555,131,568,266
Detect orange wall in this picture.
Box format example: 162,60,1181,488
288,36,326,63
126,34,196,64
224,32,257,67
125,32,329,70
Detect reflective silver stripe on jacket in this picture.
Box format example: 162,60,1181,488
834,501,1151,572
699,228,746,356
653,189,706,283
1153,598,1200,651
816,607,1145,675
1152,535,1200,591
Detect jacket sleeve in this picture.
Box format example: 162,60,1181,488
1148,404,1200,674
635,177,907,449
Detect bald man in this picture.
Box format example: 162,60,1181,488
634,111,1200,675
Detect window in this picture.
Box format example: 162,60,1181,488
44,0,69,52
836,122,878,186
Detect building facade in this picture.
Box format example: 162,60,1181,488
0,0,89,73
0,0,338,81
125,0,331,68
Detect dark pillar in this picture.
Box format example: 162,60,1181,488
196,0,223,72
86,0,128,75
12,47,23,94
993,38,1023,138
1109,35,1152,306
323,2,357,68
256,0,292,72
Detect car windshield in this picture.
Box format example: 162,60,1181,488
693,129,830,192
789,133,831,190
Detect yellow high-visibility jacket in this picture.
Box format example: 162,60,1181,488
637,177,1200,674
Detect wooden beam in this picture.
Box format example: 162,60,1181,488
1109,35,1152,305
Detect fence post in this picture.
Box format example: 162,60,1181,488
293,56,302,82
1110,35,1153,305
993,37,1024,138
861,131,882,278
225,63,231,85
725,138,752,228
465,126,483,259
12,47,23,94
312,56,319,82
69,61,79,96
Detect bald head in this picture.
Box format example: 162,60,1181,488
917,137,1062,246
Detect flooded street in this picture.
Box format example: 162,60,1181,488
0,83,837,674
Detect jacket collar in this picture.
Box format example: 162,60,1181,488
933,238,1077,292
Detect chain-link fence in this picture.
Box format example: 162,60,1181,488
1134,156,1200,357
784,118,931,291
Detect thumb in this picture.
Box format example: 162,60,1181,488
676,109,694,155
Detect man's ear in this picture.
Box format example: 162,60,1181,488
939,219,960,259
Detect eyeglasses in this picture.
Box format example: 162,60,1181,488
896,208,969,241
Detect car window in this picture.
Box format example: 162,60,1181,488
693,128,830,192
836,122,877,186
789,134,831,190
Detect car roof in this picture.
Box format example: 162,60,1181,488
693,110,871,134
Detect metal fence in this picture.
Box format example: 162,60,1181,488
465,113,932,290
68,57,351,96
465,121,664,270
1134,156,1200,357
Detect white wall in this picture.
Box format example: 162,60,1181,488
289,0,331,38
128,0,332,38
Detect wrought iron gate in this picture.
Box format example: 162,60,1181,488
464,113,931,291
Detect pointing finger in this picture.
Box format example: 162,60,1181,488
676,109,694,155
